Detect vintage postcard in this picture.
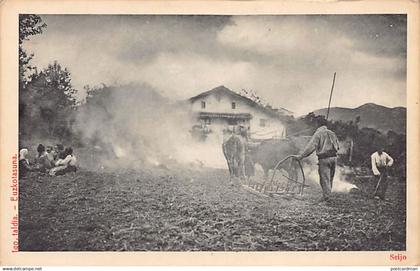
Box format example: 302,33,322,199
0,0,419,267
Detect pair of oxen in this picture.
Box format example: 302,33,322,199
222,134,310,183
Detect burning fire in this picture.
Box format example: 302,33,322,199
304,163,359,193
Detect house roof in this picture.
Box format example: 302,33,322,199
189,85,293,119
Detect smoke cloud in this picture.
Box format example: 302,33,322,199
74,83,227,171
72,82,358,196
303,161,358,193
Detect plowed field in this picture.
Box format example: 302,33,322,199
19,165,406,251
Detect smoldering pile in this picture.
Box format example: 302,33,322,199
302,158,359,193
73,83,226,171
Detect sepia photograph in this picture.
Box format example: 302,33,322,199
16,13,408,253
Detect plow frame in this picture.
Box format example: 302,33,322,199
242,155,307,198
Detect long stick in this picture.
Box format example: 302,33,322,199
373,173,383,196
326,72,337,120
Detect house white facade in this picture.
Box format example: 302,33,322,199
189,86,290,140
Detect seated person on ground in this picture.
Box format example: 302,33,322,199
19,148,34,179
37,143,45,158
45,146,55,163
53,144,65,160
36,144,54,173
49,147,78,176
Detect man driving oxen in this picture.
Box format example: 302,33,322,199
222,125,250,182
223,125,303,185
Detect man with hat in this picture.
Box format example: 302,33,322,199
295,119,340,203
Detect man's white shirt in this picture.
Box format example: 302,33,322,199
371,151,394,176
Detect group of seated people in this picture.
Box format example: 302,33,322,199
19,143,77,179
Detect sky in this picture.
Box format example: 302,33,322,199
23,14,407,115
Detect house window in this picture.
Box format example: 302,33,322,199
228,119,237,125
201,101,206,109
260,119,267,127
231,102,236,109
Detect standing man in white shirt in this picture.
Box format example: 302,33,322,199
371,147,394,200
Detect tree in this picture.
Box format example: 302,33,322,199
240,88,270,107
19,14,47,85
355,115,361,125
42,61,77,107
18,15,80,142
20,62,78,139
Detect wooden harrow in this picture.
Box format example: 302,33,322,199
241,155,308,198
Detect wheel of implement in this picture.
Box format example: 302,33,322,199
241,156,306,198
269,156,307,196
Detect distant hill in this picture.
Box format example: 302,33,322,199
312,103,406,134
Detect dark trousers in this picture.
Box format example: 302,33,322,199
374,167,388,199
55,165,77,176
318,157,337,200
244,152,255,177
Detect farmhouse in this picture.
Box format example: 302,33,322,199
188,85,292,140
